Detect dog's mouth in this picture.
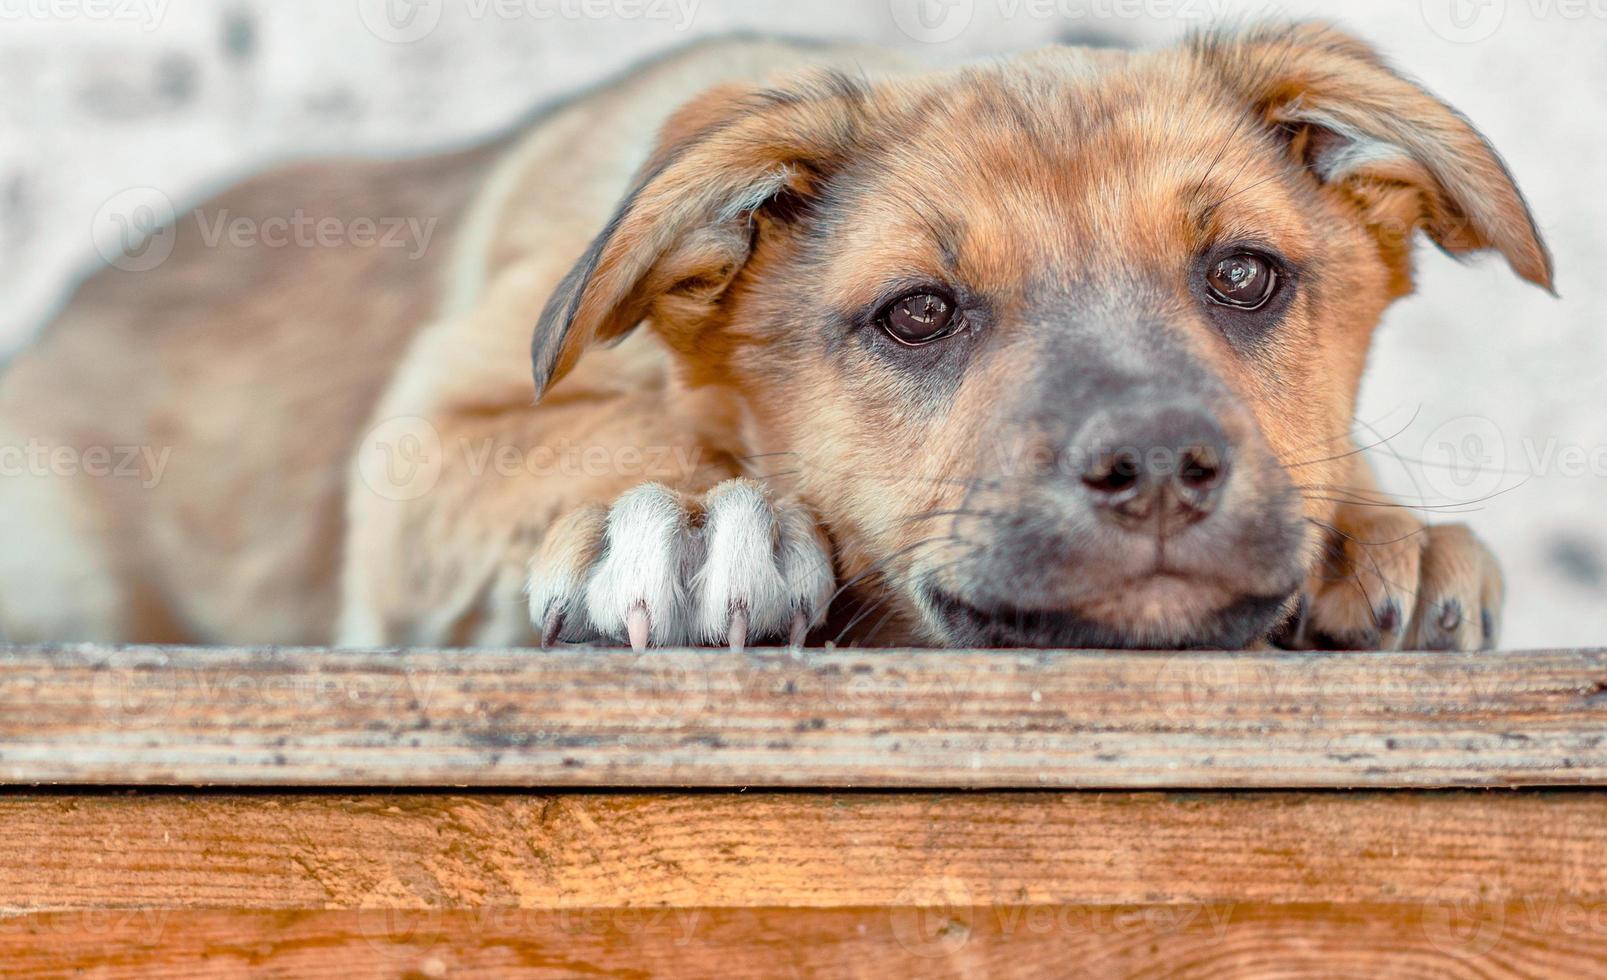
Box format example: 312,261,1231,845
924,577,1297,650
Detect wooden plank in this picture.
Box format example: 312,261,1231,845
4,906,1605,978
2,645,1606,787
3,792,1606,910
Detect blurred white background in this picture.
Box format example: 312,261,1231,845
4,0,1604,647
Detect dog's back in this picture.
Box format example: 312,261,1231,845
0,37,897,644
0,147,499,643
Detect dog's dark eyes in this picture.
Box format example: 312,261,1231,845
1204,252,1279,310
880,291,959,346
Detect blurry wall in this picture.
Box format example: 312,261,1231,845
5,0,1605,646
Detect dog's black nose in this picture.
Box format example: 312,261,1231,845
1074,405,1232,534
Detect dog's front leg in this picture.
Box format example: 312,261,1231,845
1284,456,1504,651
338,261,833,650
342,444,832,649
336,400,664,648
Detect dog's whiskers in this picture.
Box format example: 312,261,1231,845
742,448,1008,494
831,549,980,646
895,508,996,527
1287,407,1423,469
821,534,966,616
1298,477,1527,514
1305,516,1428,551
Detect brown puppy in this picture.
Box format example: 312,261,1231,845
0,25,1550,651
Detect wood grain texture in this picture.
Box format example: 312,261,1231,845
4,906,1606,979
3,792,1606,911
3,645,1607,787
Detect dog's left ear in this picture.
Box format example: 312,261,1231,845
530,72,872,396
1196,23,1553,293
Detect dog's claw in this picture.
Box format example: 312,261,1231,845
789,610,809,649
627,603,651,652
529,481,835,650
540,609,564,649
1376,599,1403,638
1437,599,1464,634
1289,519,1503,654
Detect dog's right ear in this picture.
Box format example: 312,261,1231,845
531,72,873,397
1193,22,1553,294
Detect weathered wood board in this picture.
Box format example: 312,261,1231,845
2,791,1605,909
6,904,1604,979
3,791,1606,977
2,645,1605,787
6,644,1606,976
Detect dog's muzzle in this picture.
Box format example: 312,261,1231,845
913,397,1308,650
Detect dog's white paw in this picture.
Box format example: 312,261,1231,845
528,480,833,650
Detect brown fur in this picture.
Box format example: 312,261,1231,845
0,27,1549,650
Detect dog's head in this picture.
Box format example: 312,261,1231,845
533,24,1552,648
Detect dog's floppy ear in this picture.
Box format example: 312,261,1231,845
531,72,872,396
1195,22,1553,292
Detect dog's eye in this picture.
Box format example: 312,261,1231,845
880,292,959,346
1204,253,1279,310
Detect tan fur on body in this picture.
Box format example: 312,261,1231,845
0,27,1549,651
